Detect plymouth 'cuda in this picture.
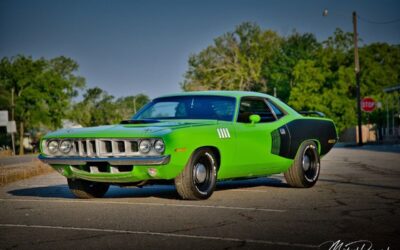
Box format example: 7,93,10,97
39,91,337,200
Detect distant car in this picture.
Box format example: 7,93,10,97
39,91,337,200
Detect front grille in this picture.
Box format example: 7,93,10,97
43,138,164,158
117,141,125,153
70,139,140,157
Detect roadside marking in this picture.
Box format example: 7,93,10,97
0,198,285,213
0,223,318,249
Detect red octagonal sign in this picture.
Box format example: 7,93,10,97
361,97,376,112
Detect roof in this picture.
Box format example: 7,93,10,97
156,90,300,116
157,90,272,99
383,85,400,93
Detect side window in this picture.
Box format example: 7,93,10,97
267,100,286,119
237,97,276,123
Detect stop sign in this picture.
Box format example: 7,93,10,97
361,97,376,112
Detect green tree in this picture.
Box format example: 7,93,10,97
0,55,85,154
182,22,282,92
266,31,321,101
288,60,325,111
288,29,357,132
115,94,150,120
183,23,400,134
69,88,149,127
289,29,400,133
70,87,118,126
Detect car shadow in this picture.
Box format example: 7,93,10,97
216,177,289,191
7,177,287,200
7,184,75,199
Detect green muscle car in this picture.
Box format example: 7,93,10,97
39,91,337,200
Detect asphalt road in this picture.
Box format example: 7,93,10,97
0,147,399,250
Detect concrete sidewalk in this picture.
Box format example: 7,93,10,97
0,154,38,166
0,157,53,186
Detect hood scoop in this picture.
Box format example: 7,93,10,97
120,119,160,125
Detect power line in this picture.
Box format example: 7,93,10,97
358,15,400,24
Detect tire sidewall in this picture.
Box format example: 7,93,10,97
189,149,217,199
296,141,320,188
68,178,109,198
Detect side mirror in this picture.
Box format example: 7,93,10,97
249,114,261,124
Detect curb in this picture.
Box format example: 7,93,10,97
0,159,54,186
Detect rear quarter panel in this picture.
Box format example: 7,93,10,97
277,117,338,158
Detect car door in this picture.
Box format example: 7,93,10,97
233,96,285,176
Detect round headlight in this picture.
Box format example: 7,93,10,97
154,140,165,153
59,140,73,154
139,140,151,153
47,140,59,154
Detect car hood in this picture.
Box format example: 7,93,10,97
44,120,218,139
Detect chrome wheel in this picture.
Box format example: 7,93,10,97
284,141,321,188
302,154,311,171
194,163,207,183
302,145,320,182
175,148,217,200
192,152,214,195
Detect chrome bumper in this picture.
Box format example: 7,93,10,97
38,154,171,166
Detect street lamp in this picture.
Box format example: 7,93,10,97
323,9,363,146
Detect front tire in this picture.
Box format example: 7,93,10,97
67,179,110,199
284,141,320,188
175,148,217,200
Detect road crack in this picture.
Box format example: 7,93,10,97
165,220,236,234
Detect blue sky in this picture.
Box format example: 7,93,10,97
1,0,399,99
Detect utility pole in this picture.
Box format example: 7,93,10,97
133,96,137,114
11,88,15,155
323,9,363,146
353,11,363,146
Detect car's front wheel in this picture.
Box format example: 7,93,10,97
284,141,320,188
175,148,217,200
67,178,110,198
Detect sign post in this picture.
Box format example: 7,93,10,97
0,111,7,126
7,121,16,156
0,110,16,155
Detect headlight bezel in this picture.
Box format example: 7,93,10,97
139,139,152,154
154,139,165,153
59,140,73,154
47,140,59,154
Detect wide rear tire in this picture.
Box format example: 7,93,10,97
175,148,217,200
67,179,110,199
284,141,320,188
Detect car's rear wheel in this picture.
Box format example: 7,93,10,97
284,141,320,188
175,148,217,200
67,178,110,198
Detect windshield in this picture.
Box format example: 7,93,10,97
133,95,236,121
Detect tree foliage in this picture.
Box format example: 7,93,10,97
182,24,400,133
69,87,149,127
0,55,85,154
182,22,282,92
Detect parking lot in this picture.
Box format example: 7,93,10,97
0,146,399,250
